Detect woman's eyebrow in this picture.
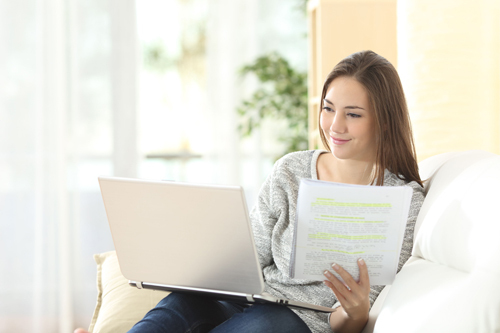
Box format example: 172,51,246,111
345,106,365,110
324,99,365,110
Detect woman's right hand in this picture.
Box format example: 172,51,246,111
323,258,370,332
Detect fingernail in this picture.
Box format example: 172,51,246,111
324,270,331,277
332,263,339,271
358,258,365,265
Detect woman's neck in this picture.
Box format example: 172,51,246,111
317,152,375,185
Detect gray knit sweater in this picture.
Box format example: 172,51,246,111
249,150,425,333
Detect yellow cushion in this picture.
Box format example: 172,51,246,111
89,251,169,333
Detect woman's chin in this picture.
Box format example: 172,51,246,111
330,148,351,160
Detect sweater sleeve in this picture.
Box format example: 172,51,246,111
368,180,425,306
249,163,279,270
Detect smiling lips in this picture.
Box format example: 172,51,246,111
331,137,350,145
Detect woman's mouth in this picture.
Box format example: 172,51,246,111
331,137,350,145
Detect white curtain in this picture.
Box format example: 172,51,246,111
206,0,308,205
0,0,306,331
0,0,138,331
206,0,260,193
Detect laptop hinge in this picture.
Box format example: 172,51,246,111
136,281,144,289
246,294,254,302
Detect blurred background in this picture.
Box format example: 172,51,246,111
0,0,498,332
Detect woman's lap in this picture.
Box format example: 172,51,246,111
210,301,312,333
128,292,311,333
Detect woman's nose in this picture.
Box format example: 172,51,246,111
330,113,346,134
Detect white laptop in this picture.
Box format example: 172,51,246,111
98,176,334,313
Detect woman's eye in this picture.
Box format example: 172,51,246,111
322,106,334,113
347,113,361,118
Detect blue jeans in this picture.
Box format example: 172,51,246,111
128,292,312,333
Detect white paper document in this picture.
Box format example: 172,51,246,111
290,179,413,285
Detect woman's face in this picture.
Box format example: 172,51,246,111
320,76,377,163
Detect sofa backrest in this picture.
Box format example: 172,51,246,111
371,150,500,333
414,150,500,274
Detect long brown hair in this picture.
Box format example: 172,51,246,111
319,50,422,187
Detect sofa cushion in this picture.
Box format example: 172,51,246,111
372,150,500,332
89,251,169,333
375,257,500,332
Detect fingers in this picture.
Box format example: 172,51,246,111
357,258,370,288
324,269,350,297
323,260,371,320
324,278,347,304
323,259,370,298
330,262,358,288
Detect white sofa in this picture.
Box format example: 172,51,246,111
363,150,500,333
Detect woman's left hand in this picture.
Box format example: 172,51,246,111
323,259,371,321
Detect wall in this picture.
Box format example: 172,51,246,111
398,0,500,160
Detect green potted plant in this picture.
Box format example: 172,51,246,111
237,52,308,159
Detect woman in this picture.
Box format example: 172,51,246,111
248,50,424,333
75,50,425,333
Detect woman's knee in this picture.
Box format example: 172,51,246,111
155,292,209,310
257,304,308,320
258,305,311,332
220,304,311,333
132,293,226,333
